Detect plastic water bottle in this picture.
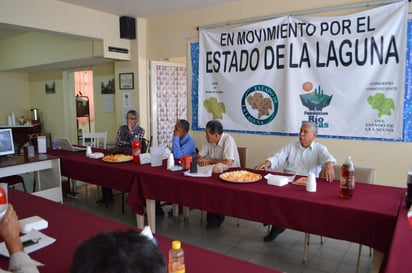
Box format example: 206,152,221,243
339,156,355,199
168,240,185,273
131,136,141,164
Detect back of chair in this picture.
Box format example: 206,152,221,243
82,131,107,149
237,147,248,168
333,165,376,184
140,136,153,153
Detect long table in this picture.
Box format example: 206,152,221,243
381,204,412,273
0,154,62,203
46,149,405,254
136,162,404,254
0,188,282,273
47,149,145,213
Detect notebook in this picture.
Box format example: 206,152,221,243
54,137,87,152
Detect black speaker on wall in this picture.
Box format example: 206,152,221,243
119,16,136,39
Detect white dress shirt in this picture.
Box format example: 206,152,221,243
199,133,240,167
266,141,336,176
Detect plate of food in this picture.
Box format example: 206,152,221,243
102,154,133,163
219,170,262,183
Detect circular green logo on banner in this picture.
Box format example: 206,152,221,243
241,85,278,125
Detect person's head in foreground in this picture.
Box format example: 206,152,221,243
70,229,166,273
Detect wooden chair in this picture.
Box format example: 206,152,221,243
139,136,152,153
235,147,248,226
303,165,376,272
237,147,248,169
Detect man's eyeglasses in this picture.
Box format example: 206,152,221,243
126,117,137,120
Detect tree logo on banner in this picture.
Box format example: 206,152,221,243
241,85,278,125
300,81,332,128
367,93,395,118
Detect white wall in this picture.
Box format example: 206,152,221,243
0,0,142,143
0,72,30,123
147,0,412,187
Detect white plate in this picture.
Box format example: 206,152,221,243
220,170,262,183
88,152,104,159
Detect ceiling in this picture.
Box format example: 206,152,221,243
1,0,240,71
58,0,240,18
1,0,240,40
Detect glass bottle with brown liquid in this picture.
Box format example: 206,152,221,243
339,156,355,199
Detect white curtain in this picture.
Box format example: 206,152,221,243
150,61,187,148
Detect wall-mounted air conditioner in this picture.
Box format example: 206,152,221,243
93,39,131,61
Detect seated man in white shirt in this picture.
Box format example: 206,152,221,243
197,120,240,230
255,121,336,242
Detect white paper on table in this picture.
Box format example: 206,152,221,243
0,230,56,257
184,165,213,177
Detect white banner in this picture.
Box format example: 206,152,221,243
198,1,408,140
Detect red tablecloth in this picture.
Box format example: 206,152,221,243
43,150,409,272
47,149,146,214
136,163,404,252
381,204,412,273
0,189,281,273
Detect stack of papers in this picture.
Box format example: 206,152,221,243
264,174,290,186
184,165,213,177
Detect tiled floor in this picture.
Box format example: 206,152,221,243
64,183,373,273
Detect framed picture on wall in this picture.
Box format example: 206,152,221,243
45,81,56,94
100,78,115,94
119,73,134,89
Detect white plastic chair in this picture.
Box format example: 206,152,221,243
80,131,107,197
303,165,376,273
82,131,107,149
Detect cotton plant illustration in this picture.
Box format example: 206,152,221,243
367,93,395,118
203,97,226,119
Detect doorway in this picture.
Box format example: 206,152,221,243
61,69,95,144
74,70,95,143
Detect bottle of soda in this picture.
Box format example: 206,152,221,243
339,156,355,199
131,136,141,164
168,240,185,273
